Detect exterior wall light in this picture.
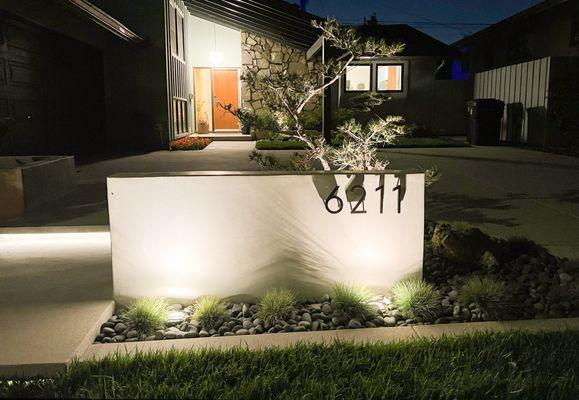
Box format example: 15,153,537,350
209,50,223,66
209,22,223,66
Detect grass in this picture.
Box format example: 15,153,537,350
459,276,508,319
255,139,308,150
2,331,578,399
257,288,296,324
379,136,468,148
331,283,376,319
392,278,440,320
257,136,466,151
124,298,168,335
193,296,227,329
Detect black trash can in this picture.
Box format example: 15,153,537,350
466,99,505,145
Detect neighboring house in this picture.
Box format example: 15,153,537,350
314,18,466,136
454,0,579,147
0,0,467,158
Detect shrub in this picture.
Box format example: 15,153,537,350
256,109,283,131
125,298,168,334
193,296,227,329
392,278,440,320
331,283,376,319
257,288,296,324
299,109,322,131
169,137,211,150
458,276,507,320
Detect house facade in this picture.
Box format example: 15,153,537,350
321,21,466,136
1,0,468,158
454,0,579,147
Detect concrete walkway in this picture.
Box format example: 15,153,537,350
77,317,577,362
0,226,114,377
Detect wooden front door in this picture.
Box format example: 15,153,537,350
212,69,239,130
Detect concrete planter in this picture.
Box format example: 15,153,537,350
0,156,75,220
107,171,425,303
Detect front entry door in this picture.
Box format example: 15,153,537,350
212,69,239,130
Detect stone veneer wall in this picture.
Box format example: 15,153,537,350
241,32,319,112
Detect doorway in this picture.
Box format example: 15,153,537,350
193,67,240,133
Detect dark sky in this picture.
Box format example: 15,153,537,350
285,0,544,44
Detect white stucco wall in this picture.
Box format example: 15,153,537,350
187,14,241,68
108,172,425,303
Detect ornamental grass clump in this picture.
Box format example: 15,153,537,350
257,288,296,324
125,298,169,334
458,276,507,320
331,283,377,320
193,296,227,329
392,278,440,321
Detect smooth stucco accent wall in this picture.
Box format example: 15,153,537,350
108,172,425,303
187,14,241,68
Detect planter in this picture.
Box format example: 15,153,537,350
0,156,75,221
107,171,425,303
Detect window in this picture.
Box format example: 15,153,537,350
377,64,403,91
173,98,188,135
345,65,371,91
169,3,185,61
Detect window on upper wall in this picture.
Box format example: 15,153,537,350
169,4,177,56
345,65,371,91
377,64,403,92
170,4,185,61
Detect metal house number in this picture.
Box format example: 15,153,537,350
324,179,403,214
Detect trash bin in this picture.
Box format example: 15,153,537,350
466,99,504,145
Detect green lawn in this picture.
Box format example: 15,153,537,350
379,136,468,148
255,139,308,150
2,331,578,399
257,136,467,151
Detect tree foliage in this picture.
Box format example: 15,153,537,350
244,19,405,171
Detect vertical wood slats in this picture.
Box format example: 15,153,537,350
473,57,551,143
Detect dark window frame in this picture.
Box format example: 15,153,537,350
375,63,404,93
343,64,372,92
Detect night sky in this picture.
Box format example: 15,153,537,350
285,0,543,44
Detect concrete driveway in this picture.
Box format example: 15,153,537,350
2,142,578,258
383,146,579,259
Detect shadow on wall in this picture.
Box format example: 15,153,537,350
245,186,338,300
426,192,519,227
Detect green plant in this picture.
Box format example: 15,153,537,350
257,288,296,324
124,298,169,334
392,278,440,320
256,109,284,131
458,276,507,320
193,296,227,329
331,283,376,319
299,109,322,130
5,331,578,399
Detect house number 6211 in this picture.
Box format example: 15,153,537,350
324,183,402,214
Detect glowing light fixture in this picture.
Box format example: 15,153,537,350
209,22,222,66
